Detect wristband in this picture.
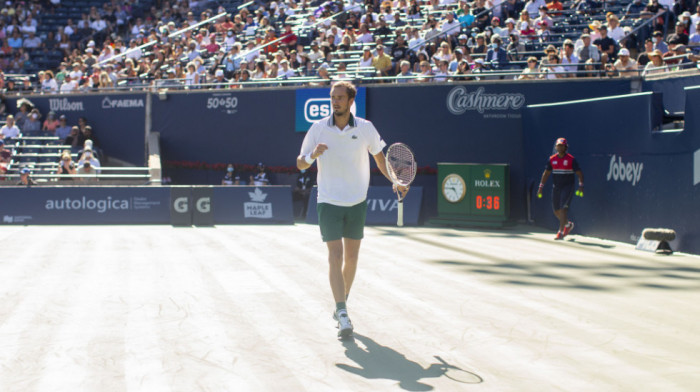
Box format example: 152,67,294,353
304,153,315,164
579,182,584,187
538,183,544,189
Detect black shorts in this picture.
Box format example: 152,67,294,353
552,185,574,211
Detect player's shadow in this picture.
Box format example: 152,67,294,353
336,334,482,391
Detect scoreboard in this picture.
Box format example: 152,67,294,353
434,163,510,227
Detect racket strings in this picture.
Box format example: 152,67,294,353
387,145,416,186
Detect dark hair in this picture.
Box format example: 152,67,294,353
331,81,357,100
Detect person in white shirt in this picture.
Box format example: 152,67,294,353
296,81,408,339
691,6,700,35
0,115,21,139
60,72,79,93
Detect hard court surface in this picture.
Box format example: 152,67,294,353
1,224,699,392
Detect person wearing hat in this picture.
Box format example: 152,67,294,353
537,138,584,240
60,72,78,93
668,44,694,70
17,167,37,186
576,33,601,71
642,49,668,76
0,114,20,140
23,108,42,136
535,5,553,29
613,48,638,76
651,30,669,54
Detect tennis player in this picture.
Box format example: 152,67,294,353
537,138,584,240
297,81,409,338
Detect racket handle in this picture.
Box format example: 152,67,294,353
397,200,404,227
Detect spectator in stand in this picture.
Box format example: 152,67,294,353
637,38,655,66
519,56,540,79
440,11,461,40
60,72,78,93
692,5,700,35
17,167,37,186
507,32,525,61
669,45,695,70
56,151,77,180
0,139,10,175
14,99,32,130
594,25,618,62
23,108,42,136
396,60,414,83
535,6,553,29
222,163,241,185
666,22,690,46
250,162,271,185
55,115,72,142
0,114,20,139
607,15,625,43
42,112,60,135
22,31,41,49
576,33,601,72
561,40,579,77
40,71,59,93
614,48,639,76
642,49,668,76
485,35,509,70
372,44,393,77
64,126,80,148
652,31,669,53
77,161,98,183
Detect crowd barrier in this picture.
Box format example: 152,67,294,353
523,85,700,255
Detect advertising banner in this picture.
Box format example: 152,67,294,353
295,87,367,132
0,186,170,225
305,186,423,226
213,186,294,224
6,93,147,166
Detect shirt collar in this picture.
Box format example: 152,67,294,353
327,112,356,128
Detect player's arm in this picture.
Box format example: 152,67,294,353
538,169,551,197
575,170,584,195
296,143,328,170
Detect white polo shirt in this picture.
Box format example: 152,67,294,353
300,114,386,206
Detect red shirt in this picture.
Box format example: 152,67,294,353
546,153,580,187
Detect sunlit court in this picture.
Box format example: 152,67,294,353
1,223,699,391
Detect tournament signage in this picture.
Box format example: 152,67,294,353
213,186,294,224
305,186,423,226
433,163,510,227
0,187,170,225
295,87,367,132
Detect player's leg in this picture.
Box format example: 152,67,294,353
561,185,575,237
342,238,361,299
326,239,347,304
341,200,368,300
552,187,565,238
318,203,347,306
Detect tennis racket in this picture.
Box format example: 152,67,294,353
386,143,417,227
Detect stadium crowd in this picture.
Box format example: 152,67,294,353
0,0,698,91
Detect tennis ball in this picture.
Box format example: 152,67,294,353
537,193,542,199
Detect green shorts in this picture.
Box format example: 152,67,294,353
317,201,368,242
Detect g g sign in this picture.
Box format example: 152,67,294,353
295,87,366,132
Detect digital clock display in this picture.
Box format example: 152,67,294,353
475,195,501,210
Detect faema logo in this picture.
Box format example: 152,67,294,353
606,155,643,186
45,196,130,213
101,96,144,109
49,98,85,112
244,188,273,218
446,86,525,115
304,98,357,123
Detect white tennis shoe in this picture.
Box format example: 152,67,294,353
334,309,353,338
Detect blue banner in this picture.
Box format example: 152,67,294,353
213,186,294,224
295,87,367,132
305,186,423,226
6,93,147,166
0,186,170,224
